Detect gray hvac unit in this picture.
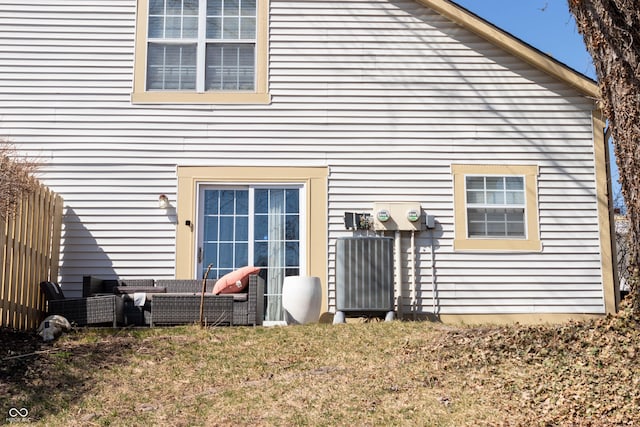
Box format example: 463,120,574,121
334,236,395,323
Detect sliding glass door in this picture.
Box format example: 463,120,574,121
197,185,304,322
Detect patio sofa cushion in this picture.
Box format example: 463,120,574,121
156,279,216,293
41,281,66,300
213,266,260,295
113,286,167,294
82,276,155,297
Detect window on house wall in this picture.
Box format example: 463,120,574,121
452,165,541,251
133,0,269,103
465,176,526,238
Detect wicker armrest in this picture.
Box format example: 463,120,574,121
49,294,124,327
232,274,264,326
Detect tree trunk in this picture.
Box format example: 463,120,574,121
567,0,640,313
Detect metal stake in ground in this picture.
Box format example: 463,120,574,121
200,264,213,327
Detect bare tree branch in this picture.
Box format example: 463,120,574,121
0,141,39,222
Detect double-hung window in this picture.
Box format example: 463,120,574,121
465,176,526,238
133,0,269,103
452,165,541,251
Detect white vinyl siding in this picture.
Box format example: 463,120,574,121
0,0,606,315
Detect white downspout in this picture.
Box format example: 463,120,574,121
411,230,417,320
395,230,402,319
430,228,437,314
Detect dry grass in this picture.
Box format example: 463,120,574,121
2,308,640,426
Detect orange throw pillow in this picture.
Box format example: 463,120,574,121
212,266,260,295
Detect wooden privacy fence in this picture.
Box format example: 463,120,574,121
1,183,63,331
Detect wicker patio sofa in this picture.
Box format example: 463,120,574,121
40,281,124,327
82,274,265,327
83,276,163,326
152,275,265,326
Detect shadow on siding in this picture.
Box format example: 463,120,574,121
59,208,115,297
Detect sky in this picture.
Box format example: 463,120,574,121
452,0,596,79
452,0,622,201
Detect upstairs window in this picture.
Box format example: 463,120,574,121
146,0,199,90
133,0,269,103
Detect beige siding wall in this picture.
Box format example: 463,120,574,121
0,0,605,315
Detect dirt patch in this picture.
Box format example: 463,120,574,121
1,327,140,422
0,327,44,381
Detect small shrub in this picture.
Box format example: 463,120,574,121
0,141,38,222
